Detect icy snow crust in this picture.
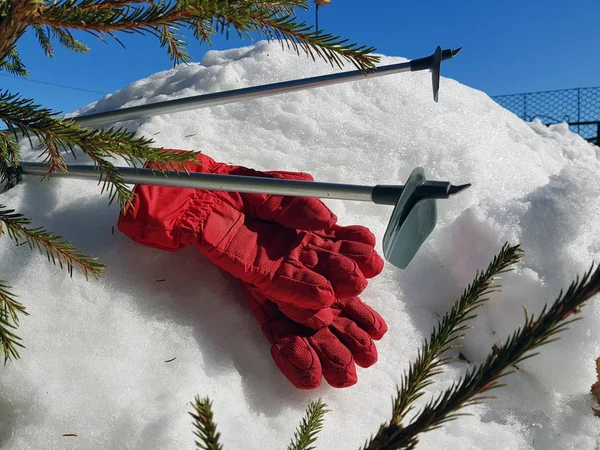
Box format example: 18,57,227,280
1,41,600,449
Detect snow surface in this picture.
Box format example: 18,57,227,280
2,41,600,449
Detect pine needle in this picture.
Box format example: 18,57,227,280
30,1,379,72
0,91,199,207
0,279,28,363
391,243,523,425
0,205,105,280
364,259,600,449
189,396,223,450
288,398,329,450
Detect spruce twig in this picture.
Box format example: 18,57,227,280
30,1,379,70
0,90,199,207
0,205,105,280
364,261,600,449
391,243,523,426
190,396,224,450
0,280,28,363
288,398,329,450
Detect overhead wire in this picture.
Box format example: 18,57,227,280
0,73,108,95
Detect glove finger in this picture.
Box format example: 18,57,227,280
202,220,336,310
256,196,336,231
255,170,336,231
262,170,315,182
309,328,357,388
316,226,384,278
244,282,334,329
277,303,335,330
330,316,378,368
326,224,377,247
336,297,387,340
227,167,337,231
242,283,282,328
322,238,384,279
242,284,323,389
271,335,323,389
301,249,368,299
261,263,336,310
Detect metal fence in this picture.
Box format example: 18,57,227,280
492,87,600,145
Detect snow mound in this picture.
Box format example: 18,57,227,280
2,41,599,449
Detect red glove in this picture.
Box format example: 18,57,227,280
243,283,387,389
118,152,384,315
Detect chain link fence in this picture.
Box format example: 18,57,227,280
492,87,600,145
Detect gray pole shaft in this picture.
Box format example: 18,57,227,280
18,161,378,203
72,61,414,128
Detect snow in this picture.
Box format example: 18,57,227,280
2,41,600,449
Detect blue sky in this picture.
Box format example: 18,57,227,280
2,0,599,116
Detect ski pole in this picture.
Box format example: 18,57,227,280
18,161,471,269
18,161,468,204
63,46,461,129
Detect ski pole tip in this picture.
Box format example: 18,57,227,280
448,183,471,195
441,47,462,61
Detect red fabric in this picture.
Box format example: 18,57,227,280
118,151,384,315
117,150,388,388
243,283,387,389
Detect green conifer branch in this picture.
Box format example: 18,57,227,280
0,204,106,280
32,24,54,57
199,6,378,71
364,261,600,450
158,23,192,65
190,395,224,450
288,398,329,450
389,243,523,427
0,279,28,363
0,130,22,188
0,200,106,362
50,26,90,53
251,0,308,16
0,46,27,77
0,90,199,206
29,1,378,71
0,28,27,77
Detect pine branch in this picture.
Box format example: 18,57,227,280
189,395,224,450
190,3,378,71
87,153,135,208
0,279,28,363
158,23,191,65
49,0,150,11
50,26,90,53
364,261,600,449
288,398,329,450
389,243,523,426
0,204,105,280
0,130,22,189
30,1,379,71
0,91,198,206
246,0,309,16
33,24,54,57
0,28,27,77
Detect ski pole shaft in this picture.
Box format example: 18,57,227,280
68,47,461,129
18,162,469,205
